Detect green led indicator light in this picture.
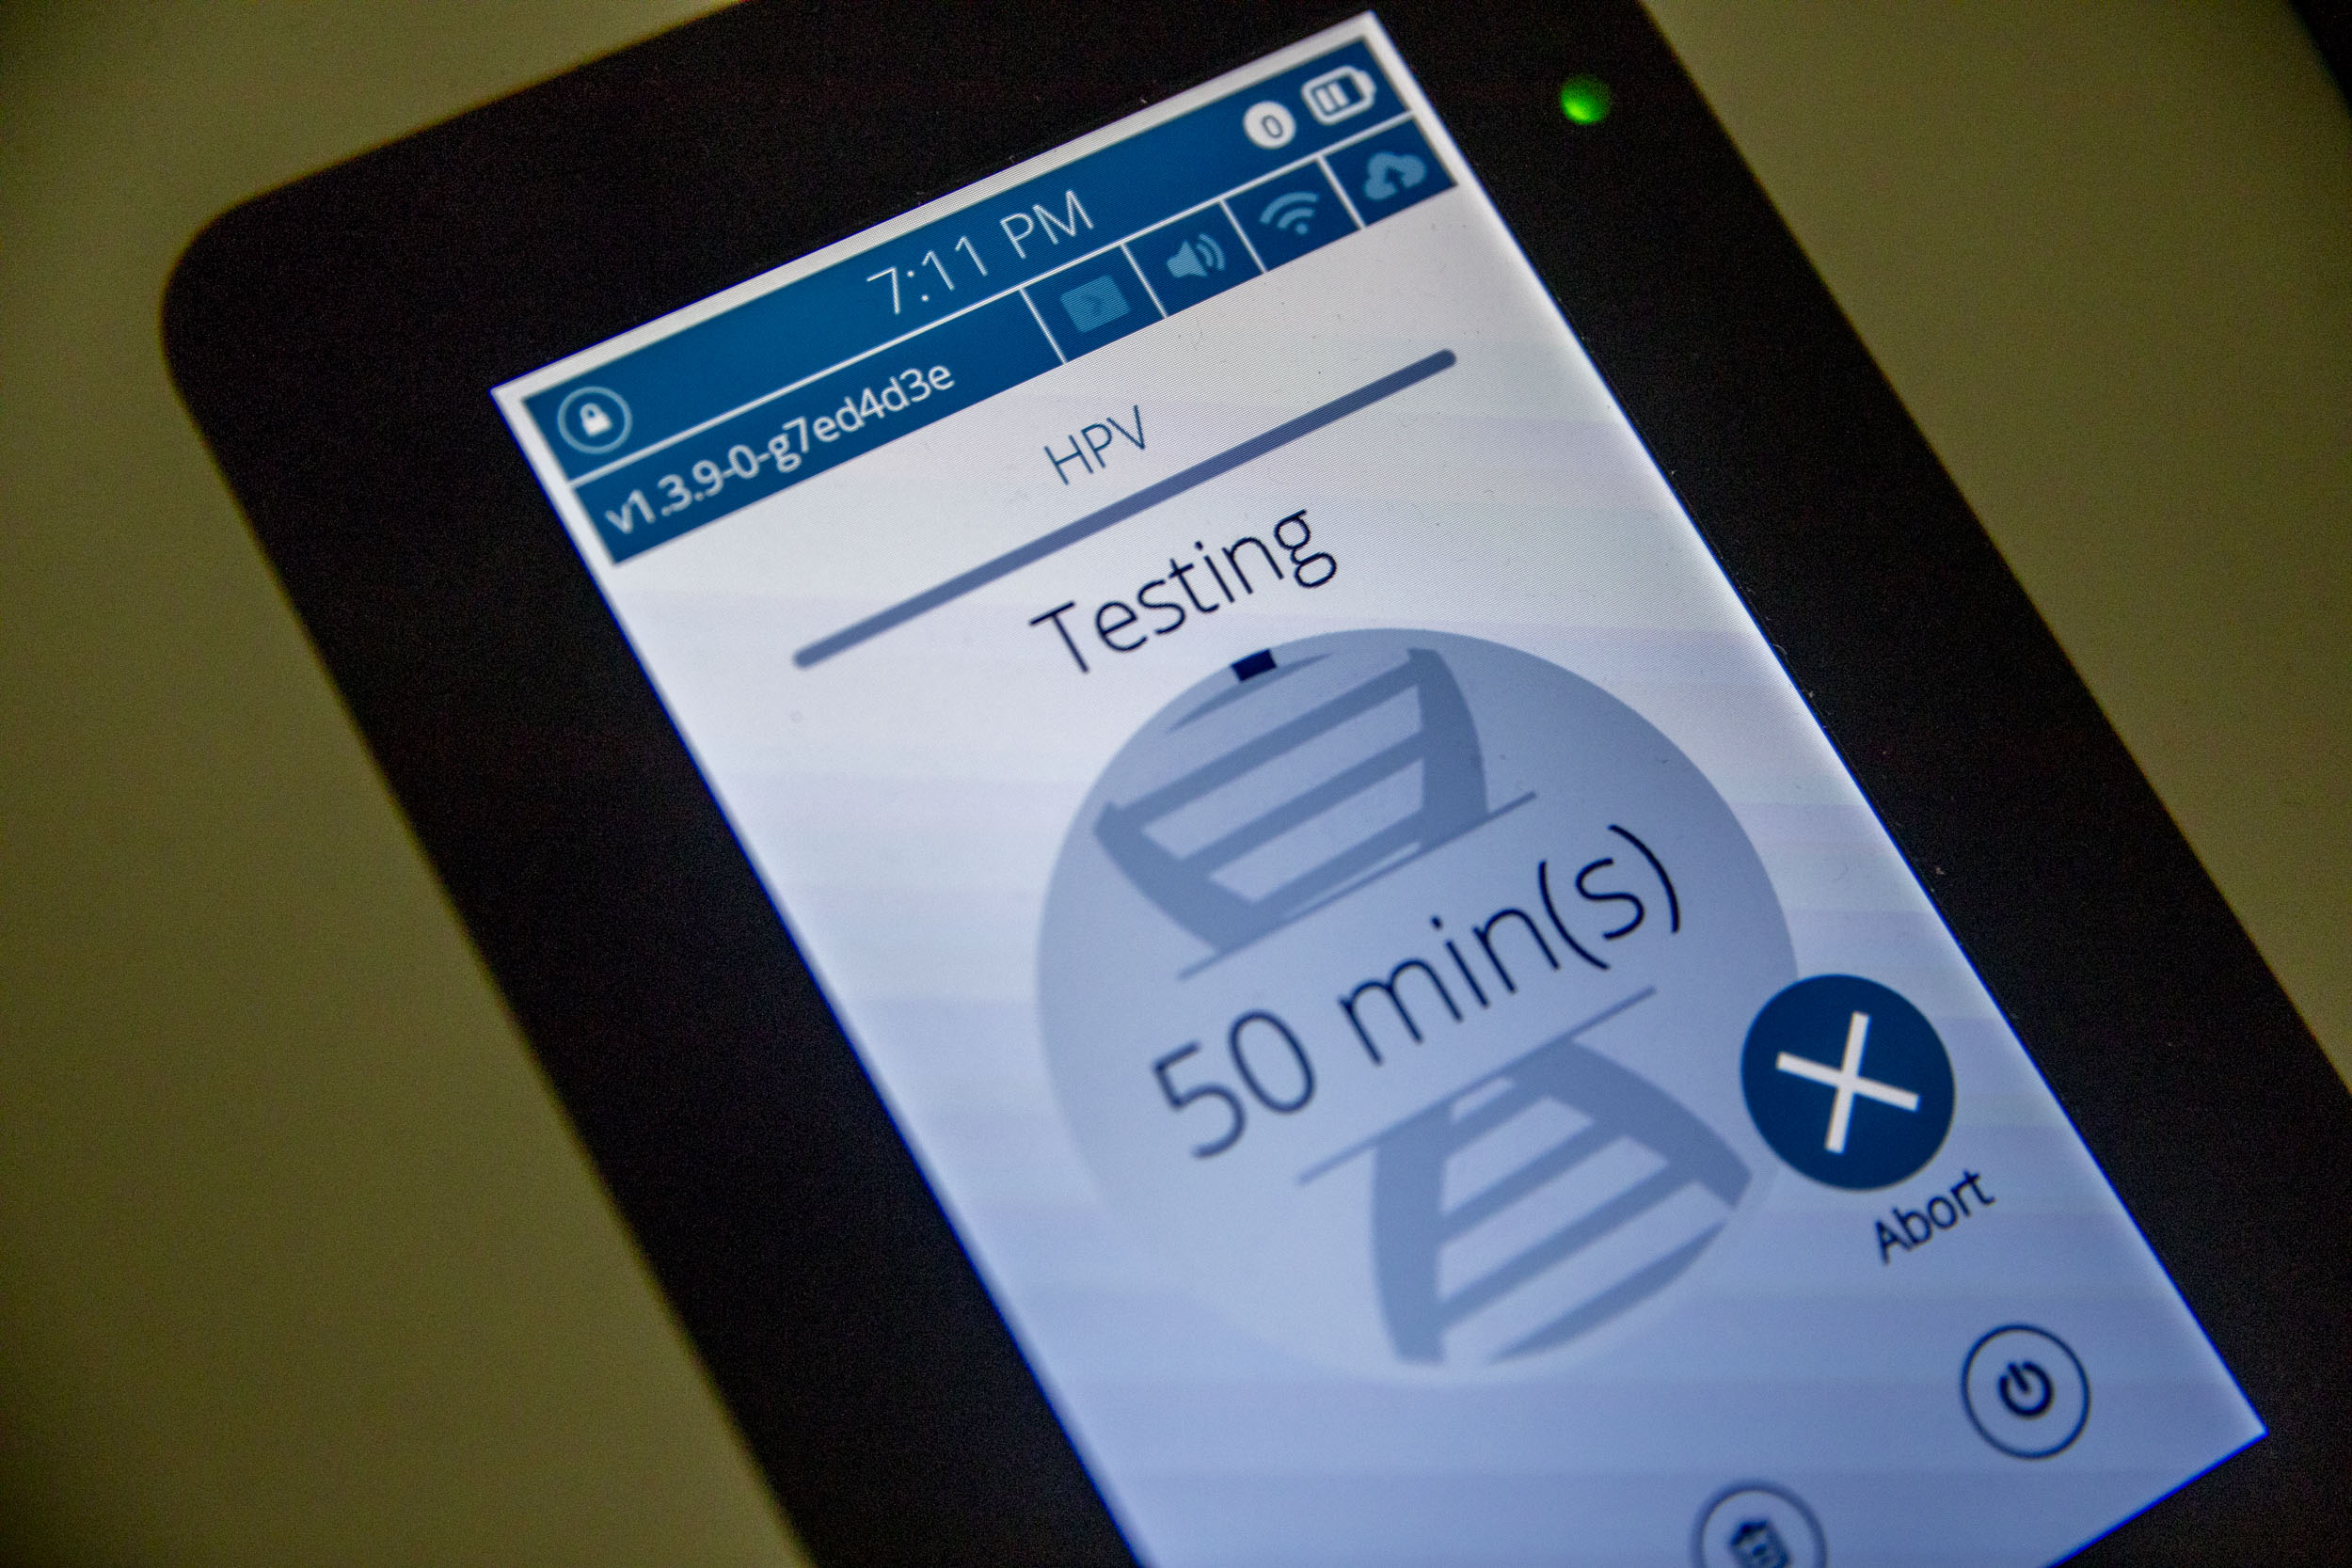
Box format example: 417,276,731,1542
1560,74,1613,126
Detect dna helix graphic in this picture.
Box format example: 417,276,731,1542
1093,646,1504,961
1039,628,1795,1376
1303,990,1751,1365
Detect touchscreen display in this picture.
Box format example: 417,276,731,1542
496,18,2257,1564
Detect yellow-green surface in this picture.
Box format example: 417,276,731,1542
0,4,2343,1562
1643,0,2352,1078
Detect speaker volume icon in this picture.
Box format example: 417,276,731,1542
1166,231,1227,280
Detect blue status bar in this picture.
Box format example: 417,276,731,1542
527,41,1456,562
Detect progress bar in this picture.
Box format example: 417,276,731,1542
791,349,1456,668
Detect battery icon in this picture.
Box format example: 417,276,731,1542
1300,65,1376,126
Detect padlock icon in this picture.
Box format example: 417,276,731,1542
555,387,629,452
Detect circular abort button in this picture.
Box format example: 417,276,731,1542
1741,974,1954,1189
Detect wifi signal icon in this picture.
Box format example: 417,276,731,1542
1258,190,1320,237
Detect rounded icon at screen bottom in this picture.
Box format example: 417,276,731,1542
1692,1481,1824,1568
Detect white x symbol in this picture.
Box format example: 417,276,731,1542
1776,1010,1920,1154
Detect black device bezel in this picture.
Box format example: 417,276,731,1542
162,3,2351,1562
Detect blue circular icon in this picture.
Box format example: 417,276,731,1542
555,386,630,453
1741,974,1953,1189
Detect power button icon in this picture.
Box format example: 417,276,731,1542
1998,1359,2055,1418
1963,1324,2089,1458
